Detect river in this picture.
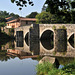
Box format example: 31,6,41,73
0,38,74,75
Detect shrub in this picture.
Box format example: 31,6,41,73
36,61,75,75
52,25,56,30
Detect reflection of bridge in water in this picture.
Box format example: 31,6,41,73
3,38,74,59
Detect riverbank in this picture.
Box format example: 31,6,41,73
36,61,75,75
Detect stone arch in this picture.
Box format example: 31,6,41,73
40,28,54,38
68,32,74,40
40,28,54,51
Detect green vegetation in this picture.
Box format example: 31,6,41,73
26,12,38,18
0,31,14,45
0,11,19,18
0,50,10,61
0,10,19,27
44,0,75,24
8,28,14,37
11,0,34,10
59,25,67,29
36,61,75,75
11,0,75,23
52,25,56,30
36,0,75,24
0,17,7,27
36,12,55,24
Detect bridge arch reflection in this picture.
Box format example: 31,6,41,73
25,32,29,46
68,33,74,48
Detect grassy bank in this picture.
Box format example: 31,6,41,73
36,61,75,75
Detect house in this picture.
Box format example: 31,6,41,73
6,17,37,28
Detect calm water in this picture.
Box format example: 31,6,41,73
0,38,75,75
0,58,38,75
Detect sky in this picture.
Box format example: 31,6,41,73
0,0,46,17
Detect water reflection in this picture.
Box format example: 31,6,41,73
0,38,75,60
41,40,54,50
0,38,75,75
55,41,67,52
16,40,24,47
25,32,29,46
30,40,40,55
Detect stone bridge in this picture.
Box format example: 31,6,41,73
14,24,75,54
14,24,75,40
14,25,30,40
39,24,75,40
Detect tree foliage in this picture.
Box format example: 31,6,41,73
36,12,55,24
11,0,34,10
0,11,19,18
26,12,38,18
45,0,71,14
10,0,75,23
0,17,7,27
0,11,19,27
43,0,75,24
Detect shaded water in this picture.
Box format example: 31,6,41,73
0,38,75,75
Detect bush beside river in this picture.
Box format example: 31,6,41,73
36,61,75,75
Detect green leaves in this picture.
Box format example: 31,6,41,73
71,1,75,8
11,0,34,10
36,12,54,24
11,0,15,3
26,12,38,18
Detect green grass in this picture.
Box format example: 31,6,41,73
36,61,75,75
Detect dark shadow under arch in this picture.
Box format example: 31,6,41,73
68,34,74,48
40,30,54,50
25,32,29,46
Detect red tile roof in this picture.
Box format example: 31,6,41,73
6,17,37,23
18,17,37,21
5,17,12,20
6,19,17,23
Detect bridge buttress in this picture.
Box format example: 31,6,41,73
29,24,40,55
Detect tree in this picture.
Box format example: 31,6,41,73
0,17,7,27
11,0,34,10
36,12,55,24
0,10,19,18
26,12,38,18
10,13,19,18
11,0,75,23
44,0,75,23
0,11,20,27
0,22,6,27
42,4,47,12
